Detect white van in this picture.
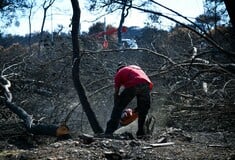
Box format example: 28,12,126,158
121,39,138,49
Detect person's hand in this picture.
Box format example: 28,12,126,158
120,108,138,126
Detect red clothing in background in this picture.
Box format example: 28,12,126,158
114,65,153,90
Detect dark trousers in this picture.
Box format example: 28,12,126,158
105,83,151,136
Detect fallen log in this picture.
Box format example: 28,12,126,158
5,101,33,129
4,101,70,137
1,76,70,138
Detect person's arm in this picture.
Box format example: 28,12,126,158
114,87,120,104
114,71,122,104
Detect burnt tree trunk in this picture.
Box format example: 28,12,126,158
39,0,55,53
117,0,131,46
70,0,103,134
224,0,235,29
5,101,67,137
117,1,127,46
0,77,69,137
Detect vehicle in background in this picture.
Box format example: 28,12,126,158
121,39,138,49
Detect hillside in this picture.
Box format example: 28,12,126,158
0,26,235,159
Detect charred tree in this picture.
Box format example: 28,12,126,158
39,0,55,45
5,101,69,137
0,76,70,138
117,0,131,46
224,0,235,29
70,0,103,134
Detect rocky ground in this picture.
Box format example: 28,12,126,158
1,99,235,160
0,123,235,160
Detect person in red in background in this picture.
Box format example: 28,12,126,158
105,64,153,137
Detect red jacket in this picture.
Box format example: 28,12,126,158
114,65,153,90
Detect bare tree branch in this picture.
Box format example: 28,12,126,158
112,1,235,57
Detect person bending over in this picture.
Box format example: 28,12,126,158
105,64,153,137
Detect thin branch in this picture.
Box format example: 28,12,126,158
149,0,209,36
112,1,235,57
82,48,176,65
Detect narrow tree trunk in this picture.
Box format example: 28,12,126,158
117,4,126,46
39,0,55,52
70,0,103,134
28,3,33,54
224,0,235,29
